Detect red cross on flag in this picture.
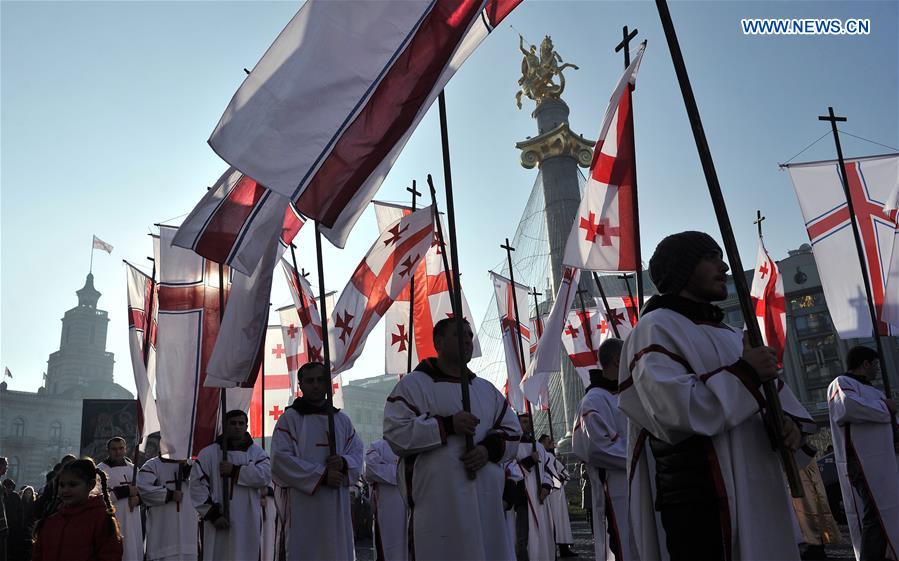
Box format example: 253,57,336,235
787,153,899,336
563,42,646,272
248,326,295,440
329,205,435,375
490,271,531,412
124,261,160,442
373,201,480,373
281,259,336,370
561,307,601,387
750,239,786,364
173,167,305,276
278,304,307,399
521,267,580,407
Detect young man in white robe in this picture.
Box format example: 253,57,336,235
827,345,899,560
383,318,522,561
538,435,575,558
618,231,817,561
271,362,363,561
98,437,144,561
572,340,633,561
515,413,555,561
137,456,198,561
365,439,407,561
190,409,272,561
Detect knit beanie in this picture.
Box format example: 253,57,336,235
649,231,722,295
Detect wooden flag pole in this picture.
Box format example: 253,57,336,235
818,108,896,437
217,262,231,517
426,174,456,300
437,91,475,469
259,303,271,451
530,287,555,443
655,0,803,497
615,25,645,309
591,273,622,339
314,222,338,456
407,181,422,373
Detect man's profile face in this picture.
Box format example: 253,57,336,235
682,253,729,302
107,440,127,461
436,322,474,364
299,365,329,404
518,415,533,434
862,359,881,378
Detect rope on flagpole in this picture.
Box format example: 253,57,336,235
778,130,833,167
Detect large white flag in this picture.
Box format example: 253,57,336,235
248,325,294,440
521,267,580,406
750,238,786,363
563,42,646,272
209,0,522,248
124,261,160,442
329,206,434,374
883,181,899,328
787,153,899,337
490,271,531,412
560,307,601,387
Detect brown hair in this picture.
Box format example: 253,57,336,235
34,458,121,539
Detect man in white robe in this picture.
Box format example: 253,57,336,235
365,439,407,561
137,456,198,561
97,437,144,561
384,318,522,561
572,340,633,561
190,409,272,561
515,413,555,561
271,362,363,561
828,345,899,560
538,435,575,557
618,231,816,561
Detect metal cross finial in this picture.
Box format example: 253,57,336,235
615,25,639,68
500,238,515,254
529,287,542,298
753,210,766,238
300,268,310,278
407,180,422,210
818,106,847,125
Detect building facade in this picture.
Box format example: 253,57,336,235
340,374,399,449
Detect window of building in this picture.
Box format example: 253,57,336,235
790,293,821,311
794,312,833,337
12,417,25,437
50,420,62,442
8,457,19,480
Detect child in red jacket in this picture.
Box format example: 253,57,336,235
32,458,124,561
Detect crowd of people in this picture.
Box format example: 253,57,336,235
0,230,896,561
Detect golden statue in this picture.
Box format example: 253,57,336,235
516,35,579,109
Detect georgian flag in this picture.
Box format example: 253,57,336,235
373,201,481,369
281,259,328,366
329,206,435,375
883,180,899,328
563,42,646,272
209,0,522,248
561,304,634,386
521,267,580,407
490,271,531,412
124,261,161,442
750,239,787,363
172,168,304,276
786,153,899,336
248,325,294,439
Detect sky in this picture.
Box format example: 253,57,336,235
2,0,897,396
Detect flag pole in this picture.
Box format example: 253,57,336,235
90,238,95,274
530,287,555,443
217,262,231,516
289,243,311,357
426,175,456,298
260,303,271,451
502,240,543,496
655,0,803,497
615,25,645,309
591,273,622,339
617,273,638,321
314,222,338,456
407,180,422,373
818,107,896,423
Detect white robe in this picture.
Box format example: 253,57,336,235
271,404,363,561
618,304,816,561
190,439,272,561
544,451,574,545
502,460,524,556
365,439,408,561
137,457,199,561
827,374,899,559
516,441,556,561
572,386,633,561
383,364,522,561
261,487,277,561
98,460,144,561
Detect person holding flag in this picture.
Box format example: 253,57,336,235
97,437,143,561
136,455,198,561
364,439,407,561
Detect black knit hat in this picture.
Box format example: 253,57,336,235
649,231,722,295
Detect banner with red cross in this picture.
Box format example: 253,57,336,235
563,42,646,273
277,300,344,408
281,259,329,368
561,304,634,387
329,205,435,375
787,153,899,336
248,325,293,440
124,261,160,442
750,238,786,364
490,271,531,412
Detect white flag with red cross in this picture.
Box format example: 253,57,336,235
329,205,435,375
561,307,601,387
124,261,161,442
883,180,899,328
153,225,231,458
490,271,531,413
787,153,899,337
173,168,305,276
750,239,787,364
278,304,306,401
373,201,481,365
563,42,646,272
521,267,580,406
248,325,295,439
281,259,328,365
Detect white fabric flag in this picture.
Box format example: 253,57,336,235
521,267,580,406
787,153,899,336
124,261,161,441
93,235,113,254
490,271,531,412
329,206,434,375
750,238,787,362
249,326,294,440
883,180,899,327
560,307,601,387
278,305,305,403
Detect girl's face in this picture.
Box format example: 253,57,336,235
56,472,91,506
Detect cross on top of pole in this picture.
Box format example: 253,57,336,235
529,287,542,298
299,268,309,278
754,209,766,238
407,180,422,201
818,106,847,125
615,25,639,67
500,238,515,254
